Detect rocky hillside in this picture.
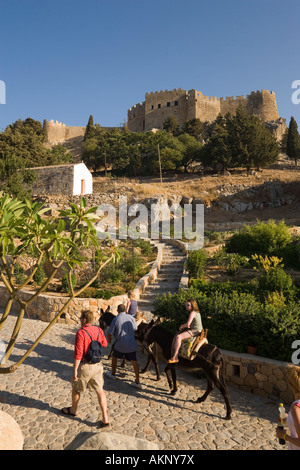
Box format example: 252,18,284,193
38,157,300,232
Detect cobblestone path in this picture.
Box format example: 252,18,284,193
0,314,286,450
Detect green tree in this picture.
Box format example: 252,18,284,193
163,116,180,136
178,133,203,172
200,119,232,173
0,118,74,197
226,106,279,174
0,194,116,373
84,115,96,141
182,118,204,140
286,116,300,167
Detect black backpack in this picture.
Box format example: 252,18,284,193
83,327,102,364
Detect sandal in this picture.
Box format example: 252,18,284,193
168,358,179,364
98,420,110,428
60,406,76,417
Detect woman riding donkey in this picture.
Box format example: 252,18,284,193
169,298,203,364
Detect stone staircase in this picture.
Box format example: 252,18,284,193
138,242,187,320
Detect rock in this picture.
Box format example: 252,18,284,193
65,431,160,451
0,411,24,450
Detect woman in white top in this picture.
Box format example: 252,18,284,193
276,365,300,450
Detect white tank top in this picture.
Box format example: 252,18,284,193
287,400,300,451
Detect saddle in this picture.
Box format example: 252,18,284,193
135,312,147,327
179,329,208,361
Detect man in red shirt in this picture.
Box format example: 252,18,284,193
61,310,109,428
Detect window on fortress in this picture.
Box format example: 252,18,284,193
174,101,178,106
151,105,154,109
167,102,170,107
158,104,161,108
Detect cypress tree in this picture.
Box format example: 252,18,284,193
84,115,95,141
286,116,300,167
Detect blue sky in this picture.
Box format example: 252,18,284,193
0,0,299,131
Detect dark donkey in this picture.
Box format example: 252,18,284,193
138,319,232,420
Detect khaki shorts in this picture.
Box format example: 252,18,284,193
72,362,104,393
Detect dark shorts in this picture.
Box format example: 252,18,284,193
113,348,137,361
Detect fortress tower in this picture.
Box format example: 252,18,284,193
127,88,280,132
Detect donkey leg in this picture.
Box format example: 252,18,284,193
165,364,174,391
165,364,177,395
140,355,152,374
213,369,232,420
197,376,214,403
140,345,161,380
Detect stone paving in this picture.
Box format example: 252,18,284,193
0,314,286,451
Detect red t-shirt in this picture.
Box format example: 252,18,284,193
74,324,107,361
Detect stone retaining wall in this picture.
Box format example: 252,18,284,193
222,349,294,404
0,284,128,324
0,242,162,325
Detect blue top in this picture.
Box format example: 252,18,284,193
108,312,138,353
128,299,138,316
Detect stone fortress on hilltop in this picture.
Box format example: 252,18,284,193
44,87,287,148
127,88,287,139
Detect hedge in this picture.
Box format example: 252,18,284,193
153,287,300,362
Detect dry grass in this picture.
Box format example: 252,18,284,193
93,164,300,202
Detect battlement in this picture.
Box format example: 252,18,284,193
48,120,66,127
145,88,186,97
128,102,145,112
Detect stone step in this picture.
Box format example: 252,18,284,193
146,283,179,291
159,263,184,268
140,290,178,300
159,266,183,272
156,276,180,282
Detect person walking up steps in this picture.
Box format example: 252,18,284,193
105,304,142,389
126,290,138,317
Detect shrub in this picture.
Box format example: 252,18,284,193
14,263,25,285
61,273,77,293
153,287,300,361
33,264,46,286
185,249,207,279
278,242,300,270
258,267,295,301
134,238,153,256
225,220,292,257
189,279,257,296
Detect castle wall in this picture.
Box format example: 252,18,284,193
46,120,85,144
127,88,280,132
127,102,145,132
144,89,188,131
192,90,221,123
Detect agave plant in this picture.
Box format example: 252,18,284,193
0,193,116,373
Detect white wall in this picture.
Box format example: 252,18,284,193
73,163,93,195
